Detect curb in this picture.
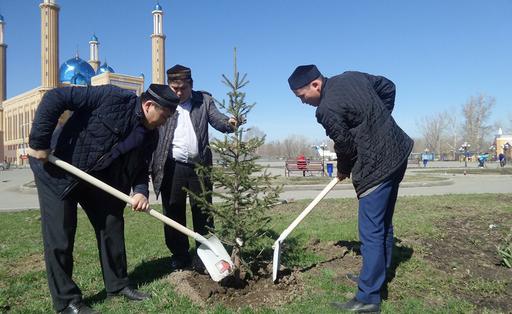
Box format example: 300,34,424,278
281,178,454,191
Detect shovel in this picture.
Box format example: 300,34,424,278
272,177,339,283
48,155,233,282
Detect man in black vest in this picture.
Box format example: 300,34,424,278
288,65,413,313
28,84,179,314
151,65,237,271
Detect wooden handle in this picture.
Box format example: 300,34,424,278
48,155,205,242
277,177,339,242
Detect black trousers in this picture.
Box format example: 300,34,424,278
35,176,129,312
161,160,213,257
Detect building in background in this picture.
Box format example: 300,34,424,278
0,1,165,165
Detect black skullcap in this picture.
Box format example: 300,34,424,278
167,64,192,81
146,84,179,109
288,64,321,90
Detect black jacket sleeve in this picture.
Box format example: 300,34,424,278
204,94,235,133
29,86,106,150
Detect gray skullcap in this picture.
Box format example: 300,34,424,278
288,64,321,90
146,84,179,109
167,64,192,81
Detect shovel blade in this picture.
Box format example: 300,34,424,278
197,235,234,282
272,240,282,283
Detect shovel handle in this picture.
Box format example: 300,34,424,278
277,177,339,242
48,155,206,243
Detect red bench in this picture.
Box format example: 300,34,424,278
285,159,324,177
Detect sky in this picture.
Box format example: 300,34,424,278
1,0,511,142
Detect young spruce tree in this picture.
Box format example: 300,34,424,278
191,50,281,282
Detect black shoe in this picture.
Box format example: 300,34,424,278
331,297,380,313
107,287,151,301
59,301,99,314
191,255,207,274
346,273,359,284
169,254,192,271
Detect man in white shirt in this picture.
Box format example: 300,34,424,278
151,65,237,271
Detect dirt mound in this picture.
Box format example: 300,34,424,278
165,267,303,310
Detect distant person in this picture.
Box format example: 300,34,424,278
422,156,428,168
28,84,178,313
297,154,307,176
288,65,413,313
151,64,238,272
499,153,506,167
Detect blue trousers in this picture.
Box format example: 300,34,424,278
355,162,407,304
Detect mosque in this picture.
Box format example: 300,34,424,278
0,0,167,164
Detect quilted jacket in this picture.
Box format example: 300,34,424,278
315,71,413,197
29,85,157,199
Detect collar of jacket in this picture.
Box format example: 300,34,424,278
320,76,329,102
134,97,145,124
190,90,206,108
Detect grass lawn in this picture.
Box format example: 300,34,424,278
1,194,511,313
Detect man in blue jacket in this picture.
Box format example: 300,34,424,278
288,65,413,313
151,65,237,272
28,84,178,314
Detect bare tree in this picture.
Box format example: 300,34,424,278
461,94,495,153
418,112,449,158
282,134,311,158
444,110,459,160
243,126,266,141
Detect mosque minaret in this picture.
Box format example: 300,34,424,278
151,3,165,84
88,35,100,72
40,0,60,88
0,14,6,102
0,14,6,159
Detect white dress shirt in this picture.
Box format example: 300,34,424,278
172,100,199,163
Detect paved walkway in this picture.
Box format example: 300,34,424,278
1,162,511,212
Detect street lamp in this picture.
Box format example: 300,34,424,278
489,145,496,162
320,143,327,176
459,141,470,168
19,122,30,166
503,142,511,160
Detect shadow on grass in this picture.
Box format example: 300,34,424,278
85,256,173,305
315,237,413,301
383,238,414,300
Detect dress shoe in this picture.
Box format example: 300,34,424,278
346,273,359,284
191,255,207,274
59,301,99,314
169,254,192,271
107,286,151,301
331,297,380,313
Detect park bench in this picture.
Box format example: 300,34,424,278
285,159,324,177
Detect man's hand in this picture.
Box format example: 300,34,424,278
228,116,247,128
27,147,50,162
337,170,350,181
131,193,150,212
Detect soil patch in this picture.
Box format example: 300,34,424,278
7,253,45,276
422,212,512,312
165,267,303,311
163,239,362,310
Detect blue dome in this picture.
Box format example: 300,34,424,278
71,73,88,86
90,34,98,42
154,3,162,11
59,56,96,85
96,62,115,75
0,15,4,22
